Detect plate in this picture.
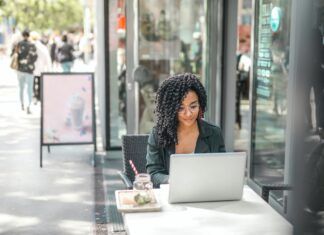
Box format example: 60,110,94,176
115,190,162,213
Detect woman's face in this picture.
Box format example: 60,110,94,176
177,90,200,128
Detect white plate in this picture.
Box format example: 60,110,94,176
115,190,162,213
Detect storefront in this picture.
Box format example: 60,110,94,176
95,0,324,228
103,0,232,149
248,0,324,226
249,0,291,213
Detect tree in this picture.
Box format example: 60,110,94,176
0,0,83,32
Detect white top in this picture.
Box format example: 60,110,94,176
123,185,293,235
33,40,51,76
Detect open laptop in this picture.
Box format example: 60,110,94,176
168,152,246,203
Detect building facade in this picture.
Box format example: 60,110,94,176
95,0,324,232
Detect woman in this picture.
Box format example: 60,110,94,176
146,73,226,187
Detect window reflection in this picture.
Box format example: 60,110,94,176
251,0,291,199
138,0,207,133
235,0,252,152
109,0,127,147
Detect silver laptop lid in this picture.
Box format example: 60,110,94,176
168,152,246,203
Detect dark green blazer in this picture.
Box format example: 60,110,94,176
146,119,226,187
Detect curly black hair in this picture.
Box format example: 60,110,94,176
155,73,207,148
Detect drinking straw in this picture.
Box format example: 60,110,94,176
129,160,138,175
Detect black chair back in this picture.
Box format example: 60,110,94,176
121,134,149,184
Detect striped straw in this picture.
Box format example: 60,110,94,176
129,160,138,175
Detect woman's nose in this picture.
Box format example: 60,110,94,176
184,108,192,116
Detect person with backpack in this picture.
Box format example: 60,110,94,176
16,29,38,114
57,34,74,72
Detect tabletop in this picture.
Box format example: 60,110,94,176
123,185,293,235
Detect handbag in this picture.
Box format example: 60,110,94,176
10,52,19,70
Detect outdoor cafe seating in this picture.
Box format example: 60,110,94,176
116,134,293,235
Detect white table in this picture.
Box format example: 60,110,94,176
123,185,293,235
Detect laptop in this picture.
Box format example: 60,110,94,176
168,152,246,203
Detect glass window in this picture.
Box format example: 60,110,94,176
242,14,252,25
235,4,252,152
137,0,208,133
108,0,127,147
243,0,252,9
251,0,291,204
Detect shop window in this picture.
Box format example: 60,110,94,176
250,0,291,205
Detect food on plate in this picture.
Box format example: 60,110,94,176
134,192,152,205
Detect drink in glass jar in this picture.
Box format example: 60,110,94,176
133,173,153,205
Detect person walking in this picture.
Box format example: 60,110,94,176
57,34,74,72
30,31,51,103
16,29,38,114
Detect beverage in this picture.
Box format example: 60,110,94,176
70,95,85,130
133,173,153,190
133,173,153,205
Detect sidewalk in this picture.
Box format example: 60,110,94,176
0,57,107,234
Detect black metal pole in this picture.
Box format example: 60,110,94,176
93,145,96,167
40,145,42,167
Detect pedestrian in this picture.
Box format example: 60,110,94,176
57,34,74,72
50,36,58,68
78,31,91,64
30,31,51,103
16,29,38,114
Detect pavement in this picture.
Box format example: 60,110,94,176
0,56,118,235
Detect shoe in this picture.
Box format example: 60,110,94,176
27,107,31,114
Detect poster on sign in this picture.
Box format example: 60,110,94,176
41,73,95,144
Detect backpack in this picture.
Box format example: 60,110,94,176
306,141,324,212
17,40,37,73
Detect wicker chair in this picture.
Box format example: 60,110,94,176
118,134,149,189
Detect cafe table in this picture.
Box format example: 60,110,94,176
121,185,293,235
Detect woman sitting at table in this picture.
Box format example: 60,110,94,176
146,73,226,187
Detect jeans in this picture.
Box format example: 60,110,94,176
61,62,73,72
17,71,34,107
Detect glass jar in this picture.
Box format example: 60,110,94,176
133,173,153,190
133,173,153,205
